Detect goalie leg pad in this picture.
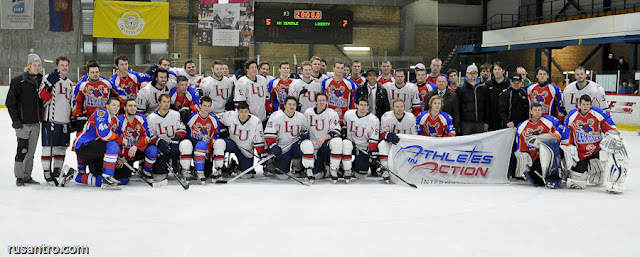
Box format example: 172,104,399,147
566,171,588,189
587,156,604,186
213,139,226,169
514,151,532,179
538,139,562,188
601,151,628,194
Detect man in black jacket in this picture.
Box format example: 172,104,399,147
457,64,490,135
7,53,43,186
425,75,460,131
355,68,390,120
486,62,510,131
499,74,529,129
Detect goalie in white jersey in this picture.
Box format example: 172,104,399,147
562,66,607,113
235,60,269,122
289,61,322,113
299,92,343,182
264,96,308,179
378,99,418,182
340,97,380,183
137,68,171,116
201,60,235,117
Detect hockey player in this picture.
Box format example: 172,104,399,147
169,75,200,123
147,94,190,182
213,102,265,179
171,60,204,92
182,96,220,184
267,61,293,111
110,55,151,99
514,102,563,188
425,58,447,85
415,68,435,107
310,56,329,81
235,60,269,122
321,61,358,124
259,61,276,82
158,57,178,90
382,70,422,116
417,96,456,137
136,68,170,116
200,60,234,117
39,56,74,186
378,99,417,182
264,96,308,179
378,60,395,84
347,60,365,87
73,97,125,189
562,94,626,193
562,66,607,113
288,61,322,113
114,99,157,182
341,97,380,183
526,66,564,119
299,92,342,182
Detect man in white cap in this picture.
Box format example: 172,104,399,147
456,64,490,135
7,53,43,186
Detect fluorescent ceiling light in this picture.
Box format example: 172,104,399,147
344,46,370,51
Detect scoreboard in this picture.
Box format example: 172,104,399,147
255,8,353,44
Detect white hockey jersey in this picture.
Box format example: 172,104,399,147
562,80,607,112
380,111,417,137
147,110,187,144
218,111,265,158
40,74,74,123
200,75,234,116
136,83,170,116
171,67,203,89
289,78,323,113
264,110,308,153
343,109,379,152
304,107,341,149
235,75,268,121
382,82,422,113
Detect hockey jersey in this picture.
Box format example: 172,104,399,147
74,108,121,150
218,111,265,158
416,82,436,106
109,70,151,99
235,75,269,121
416,111,456,137
136,83,169,116
321,77,358,124
186,112,220,155
171,67,203,90
380,111,417,139
169,86,200,112
264,110,308,153
200,75,234,116
516,115,562,160
116,114,150,161
382,82,422,115
40,74,74,123
289,78,322,113
267,77,293,111
425,73,447,85
377,74,395,85
562,80,607,113
147,110,187,144
562,107,617,160
304,107,341,149
347,74,365,87
344,109,379,152
72,78,126,118
526,83,564,118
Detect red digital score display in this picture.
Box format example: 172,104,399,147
294,10,322,20
256,8,353,44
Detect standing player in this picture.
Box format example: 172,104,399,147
264,96,308,179
382,70,422,116
378,60,395,84
415,68,435,107
417,96,456,137
182,96,220,184
213,102,265,179
562,67,607,113
513,103,562,188
378,99,417,182
169,75,200,123
39,56,74,185
299,92,342,182
259,61,275,82
310,56,329,81
114,99,157,182
341,97,380,183
347,60,365,87
425,58,447,85
201,60,235,117
289,61,322,113
171,60,204,92
110,55,151,99
235,60,269,122
526,66,564,119
321,61,358,124
267,61,293,111
136,68,170,116
157,57,178,90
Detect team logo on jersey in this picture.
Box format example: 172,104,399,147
348,121,366,138
232,125,249,141
524,126,544,137
124,125,141,148
573,119,600,143
157,124,176,137
85,84,110,107
118,11,145,36
215,85,231,98
284,121,301,136
575,119,595,134
309,115,325,131
530,90,550,114
193,122,213,141
96,110,106,117
251,83,265,97
426,122,440,137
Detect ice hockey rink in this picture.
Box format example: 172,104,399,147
0,108,638,257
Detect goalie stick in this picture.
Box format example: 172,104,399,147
117,157,168,188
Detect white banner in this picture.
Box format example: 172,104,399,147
388,128,516,186
0,0,34,29
606,94,640,126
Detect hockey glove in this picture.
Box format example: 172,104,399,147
146,64,159,76
268,145,282,158
71,116,89,133
560,145,579,169
384,132,400,144
218,127,230,139
369,149,379,167
299,130,310,140
341,127,348,139
157,139,171,156
46,70,60,89
600,130,624,153
179,107,192,124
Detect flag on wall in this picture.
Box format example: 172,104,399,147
201,0,249,4
49,0,73,32
0,0,34,29
93,0,169,39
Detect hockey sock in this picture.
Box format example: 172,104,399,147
102,141,120,177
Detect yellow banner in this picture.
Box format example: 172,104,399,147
93,0,168,39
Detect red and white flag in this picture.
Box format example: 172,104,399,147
200,0,249,3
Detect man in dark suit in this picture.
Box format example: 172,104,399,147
424,75,459,131
355,67,390,120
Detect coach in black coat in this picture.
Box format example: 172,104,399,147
355,68,390,120
498,74,529,129
424,75,460,130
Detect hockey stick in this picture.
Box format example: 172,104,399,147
358,148,417,188
157,153,189,190
233,143,310,186
117,157,168,187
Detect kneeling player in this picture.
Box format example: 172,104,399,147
562,94,626,193
264,96,308,179
417,95,456,137
73,97,126,189
341,97,380,183
115,99,158,183
379,99,417,182
182,96,220,184
514,103,563,188
300,92,342,183
213,102,265,179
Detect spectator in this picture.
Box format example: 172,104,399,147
457,64,489,135
617,56,629,73
425,75,459,131
604,52,617,72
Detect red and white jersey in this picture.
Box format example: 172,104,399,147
416,111,456,137
171,67,203,89
562,80,607,113
72,78,124,118
200,76,234,116
562,107,617,160
516,116,561,161
348,74,365,87
380,111,417,139
267,77,293,111
136,83,169,116
321,77,357,124
235,75,268,121
378,74,395,85
526,83,564,118
147,110,186,144
289,78,322,113
40,75,74,123
264,110,308,153
344,110,379,152
219,111,265,158
116,114,150,161
109,71,150,99
382,82,422,114
304,107,340,149
416,82,435,106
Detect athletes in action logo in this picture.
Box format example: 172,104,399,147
118,10,145,36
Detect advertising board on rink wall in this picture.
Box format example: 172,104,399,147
388,129,515,186
606,94,640,127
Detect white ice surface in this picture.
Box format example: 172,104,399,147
0,109,638,257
